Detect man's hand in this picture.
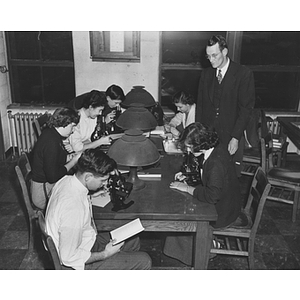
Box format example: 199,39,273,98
104,240,124,259
228,137,239,155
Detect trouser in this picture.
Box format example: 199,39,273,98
85,232,152,270
233,136,245,177
31,181,55,210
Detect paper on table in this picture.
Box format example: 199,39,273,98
151,125,165,135
91,192,111,207
110,218,145,245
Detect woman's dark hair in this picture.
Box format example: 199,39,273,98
48,107,80,128
82,90,108,109
207,35,228,52
172,91,195,105
76,148,117,177
177,122,219,152
106,84,125,101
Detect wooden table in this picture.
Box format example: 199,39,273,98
93,153,218,270
277,117,300,150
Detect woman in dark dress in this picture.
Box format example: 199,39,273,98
31,107,81,210
163,122,243,266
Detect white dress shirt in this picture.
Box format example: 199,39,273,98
216,58,230,79
46,174,97,270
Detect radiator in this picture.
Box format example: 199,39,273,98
8,111,43,157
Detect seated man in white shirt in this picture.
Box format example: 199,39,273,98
164,91,196,139
45,148,152,270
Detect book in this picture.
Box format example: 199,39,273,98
110,218,145,245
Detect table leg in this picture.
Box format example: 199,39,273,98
194,221,212,270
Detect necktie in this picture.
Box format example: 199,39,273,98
217,69,222,84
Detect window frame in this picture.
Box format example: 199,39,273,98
159,31,300,113
90,31,140,62
5,31,75,105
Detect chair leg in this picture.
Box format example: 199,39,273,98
248,239,255,270
28,218,36,251
292,190,300,223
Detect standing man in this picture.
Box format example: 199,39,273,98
196,35,255,175
46,148,152,270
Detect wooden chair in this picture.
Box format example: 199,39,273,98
241,109,268,176
37,211,64,270
32,113,50,140
15,152,39,251
262,132,300,222
210,167,271,269
241,111,289,176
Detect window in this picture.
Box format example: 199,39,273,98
6,31,75,105
160,31,226,109
90,31,140,62
160,31,300,112
240,31,300,111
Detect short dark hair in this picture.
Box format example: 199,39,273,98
82,90,107,109
207,35,228,52
106,84,125,101
177,122,219,152
48,107,80,128
172,91,195,105
76,148,116,177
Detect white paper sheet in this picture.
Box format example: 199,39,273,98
91,192,111,207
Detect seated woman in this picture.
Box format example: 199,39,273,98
68,90,111,152
102,84,126,134
31,107,82,210
164,91,196,138
163,122,244,266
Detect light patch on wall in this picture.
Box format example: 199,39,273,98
110,32,124,52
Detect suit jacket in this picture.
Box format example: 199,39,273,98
196,60,255,145
193,144,241,228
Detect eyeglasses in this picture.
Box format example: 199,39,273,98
205,52,221,60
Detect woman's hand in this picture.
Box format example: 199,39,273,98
105,111,116,124
67,151,82,162
64,143,74,153
174,171,187,182
170,181,189,192
94,136,112,147
170,127,180,139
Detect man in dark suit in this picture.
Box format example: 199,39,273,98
196,35,255,175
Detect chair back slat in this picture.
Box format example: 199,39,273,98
15,152,37,220
37,211,63,270
244,167,271,235
261,132,274,172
